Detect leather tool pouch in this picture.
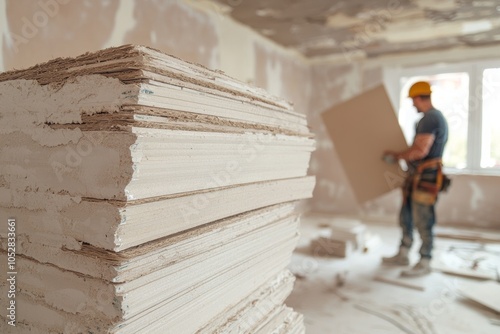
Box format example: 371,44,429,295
440,174,452,192
412,168,439,205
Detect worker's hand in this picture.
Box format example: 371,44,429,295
383,151,399,158
382,151,399,164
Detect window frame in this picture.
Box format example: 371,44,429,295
384,60,500,176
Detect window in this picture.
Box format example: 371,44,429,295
389,61,500,174
481,68,500,169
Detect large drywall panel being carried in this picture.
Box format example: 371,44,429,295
321,85,408,203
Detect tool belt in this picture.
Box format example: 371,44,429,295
403,158,451,205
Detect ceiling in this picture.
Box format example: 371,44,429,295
212,0,500,58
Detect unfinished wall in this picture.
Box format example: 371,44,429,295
307,59,401,216
309,46,500,229
254,43,311,114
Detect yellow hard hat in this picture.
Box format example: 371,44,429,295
408,81,432,98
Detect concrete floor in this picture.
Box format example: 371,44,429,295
286,215,500,334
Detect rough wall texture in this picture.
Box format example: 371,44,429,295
307,61,402,217
3,0,119,69
309,58,499,229
307,63,360,214
254,43,311,115
2,0,218,70
438,175,500,228
124,0,219,68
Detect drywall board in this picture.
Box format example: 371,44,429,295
458,281,500,313
321,85,408,203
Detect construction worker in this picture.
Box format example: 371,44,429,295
382,81,449,277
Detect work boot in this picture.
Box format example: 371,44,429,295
401,258,431,277
382,247,409,266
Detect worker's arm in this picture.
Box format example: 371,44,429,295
385,133,435,162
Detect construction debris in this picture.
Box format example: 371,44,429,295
489,318,500,326
354,302,438,334
0,45,315,333
310,219,366,258
432,243,500,281
310,236,354,258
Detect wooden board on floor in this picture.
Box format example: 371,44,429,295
435,226,500,243
373,275,425,291
321,85,408,203
458,280,500,314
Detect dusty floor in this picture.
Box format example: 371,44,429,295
286,215,500,334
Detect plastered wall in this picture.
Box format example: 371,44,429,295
1,0,498,228
306,59,402,218
308,48,500,229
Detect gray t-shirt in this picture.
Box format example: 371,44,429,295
414,108,448,164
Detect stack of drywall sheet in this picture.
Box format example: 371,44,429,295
330,219,366,251
310,219,365,258
0,45,314,333
310,236,354,258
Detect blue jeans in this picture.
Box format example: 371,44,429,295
399,197,436,259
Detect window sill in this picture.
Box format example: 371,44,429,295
443,167,500,177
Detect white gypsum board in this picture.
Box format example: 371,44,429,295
135,92,307,134
0,43,309,334
0,127,314,201
128,165,309,183
253,306,288,334
116,176,315,250
137,68,293,113
0,270,295,334
142,77,304,120
67,46,292,112
130,154,310,170
128,137,314,158
116,239,297,333
5,204,297,282
0,177,313,252
0,292,114,334
125,105,314,138
112,212,298,283
130,154,311,170
3,234,296,329
126,168,310,199
0,130,137,201
130,130,316,150
0,76,139,128
118,247,293,333
198,270,295,334
4,221,297,322
138,47,294,111
254,307,304,334
276,312,305,334
0,199,122,251
136,71,300,124
113,226,298,321
128,114,305,136
0,174,311,252
115,217,298,294
0,45,293,112
0,255,121,320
